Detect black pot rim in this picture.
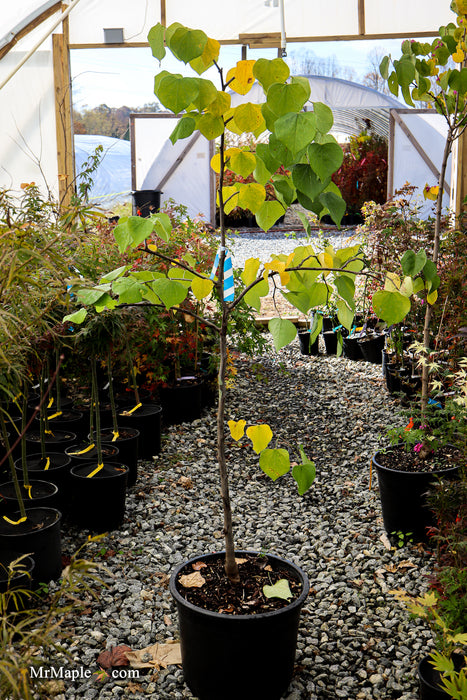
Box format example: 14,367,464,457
94,427,140,442
14,453,72,470
372,447,461,477
418,653,466,693
0,479,59,498
70,461,129,480
169,550,309,622
119,403,162,417
0,507,61,536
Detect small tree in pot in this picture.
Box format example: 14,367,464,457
65,23,419,699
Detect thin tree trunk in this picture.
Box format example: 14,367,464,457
421,132,453,414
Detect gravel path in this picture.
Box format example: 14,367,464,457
54,340,437,700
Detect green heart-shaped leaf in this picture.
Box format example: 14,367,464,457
268,317,297,351
259,448,290,481
263,578,293,600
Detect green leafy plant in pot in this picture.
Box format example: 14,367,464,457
64,23,422,700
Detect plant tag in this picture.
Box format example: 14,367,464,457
48,411,63,420
121,402,142,416
87,463,104,478
69,443,95,455
263,578,293,600
43,457,50,471
112,430,119,442
3,515,27,525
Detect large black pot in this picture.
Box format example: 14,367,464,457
418,653,466,699
98,427,140,488
343,335,364,361
160,378,204,425
358,333,385,364
25,429,77,455
65,442,119,467
372,449,460,542
169,551,309,700
118,403,162,459
34,409,85,439
69,462,129,531
298,330,319,356
0,507,62,584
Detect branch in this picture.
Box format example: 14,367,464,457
116,301,221,333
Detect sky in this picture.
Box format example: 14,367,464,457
70,37,405,111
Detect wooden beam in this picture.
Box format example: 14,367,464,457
155,132,202,190
358,0,366,36
238,32,282,48
53,33,74,207
455,129,467,219
0,1,62,60
391,109,451,197
160,0,166,27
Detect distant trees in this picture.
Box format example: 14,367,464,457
287,50,356,81
362,48,391,95
73,102,160,139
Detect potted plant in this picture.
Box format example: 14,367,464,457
65,23,420,699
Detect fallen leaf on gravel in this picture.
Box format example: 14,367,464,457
97,645,132,669
163,614,172,626
397,560,417,569
126,641,182,669
379,533,392,550
177,476,193,489
179,572,205,588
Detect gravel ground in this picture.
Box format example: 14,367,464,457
49,341,438,700
41,231,437,700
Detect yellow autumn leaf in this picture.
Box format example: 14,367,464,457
228,419,246,441
453,46,465,63
384,272,401,292
317,251,334,276
191,276,213,300
246,424,273,454
427,289,438,305
207,90,231,117
263,260,290,285
226,60,256,95
217,185,238,214
423,184,439,201
241,257,261,286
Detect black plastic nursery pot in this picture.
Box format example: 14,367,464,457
298,330,319,356
342,335,364,361
0,507,62,584
418,653,466,699
14,453,72,511
0,479,59,514
118,403,162,459
132,189,162,218
322,330,338,355
372,450,460,542
69,462,129,531
169,551,310,700
160,378,204,425
65,442,120,467
357,333,385,364
98,427,140,488
0,550,35,611
34,409,85,439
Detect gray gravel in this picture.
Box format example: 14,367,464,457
43,231,435,700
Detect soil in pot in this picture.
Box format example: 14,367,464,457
25,429,77,455
69,462,129,531
373,446,461,542
0,479,59,514
65,442,120,467
14,453,72,511
170,551,309,700
34,409,85,439
160,377,204,425
0,507,62,584
98,427,139,488
118,403,162,459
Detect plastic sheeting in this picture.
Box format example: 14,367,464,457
74,134,131,205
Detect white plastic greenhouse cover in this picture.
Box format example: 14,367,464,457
0,0,455,203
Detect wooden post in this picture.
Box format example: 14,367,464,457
52,25,74,209
454,128,467,223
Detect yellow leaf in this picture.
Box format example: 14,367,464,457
191,276,213,300
317,251,335,275
207,90,231,117
228,419,246,441
147,243,157,252
427,289,438,305
232,103,264,133
246,424,273,454
218,186,238,214
211,153,221,174
264,260,290,285
384,272,401,291
423,184,439,201
189,36,220,74
241,257,261,286
226,60,256,95
453,47,465,63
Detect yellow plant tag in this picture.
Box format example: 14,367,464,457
121,402,142,416
44,429,54,436
112,430,119,442
48,411,63,420
228,419,246,441
43,457,50,471
24,484,33,499
3,515,27,525
87,463,104,478
68,443,95,455
47,397,54,409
